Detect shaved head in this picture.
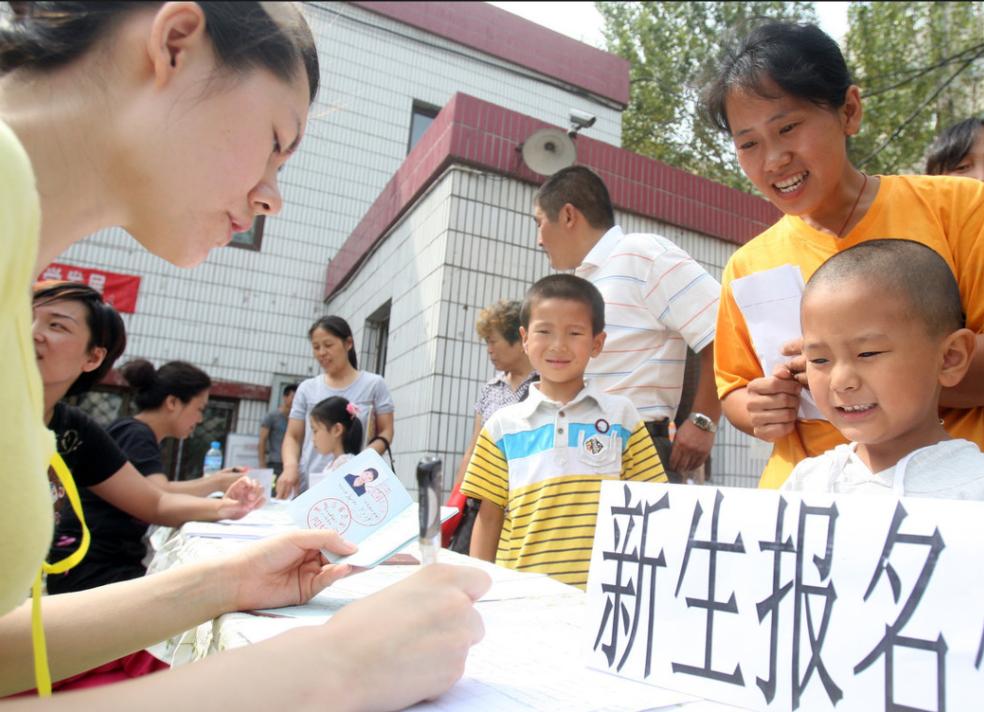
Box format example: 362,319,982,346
804,239,964,337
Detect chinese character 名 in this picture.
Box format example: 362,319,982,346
592,483,668,677
854,502,946,712
87,272,106,294
670,489,746,686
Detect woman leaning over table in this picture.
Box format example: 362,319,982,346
0,2,487,707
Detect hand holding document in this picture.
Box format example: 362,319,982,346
730,264,826,421
286,450,454,568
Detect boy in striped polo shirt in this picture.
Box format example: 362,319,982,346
461,274,666,588
533,166,722,484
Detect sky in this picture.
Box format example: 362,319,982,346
487,2,850,48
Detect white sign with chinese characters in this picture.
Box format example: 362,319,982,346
585,482,984,712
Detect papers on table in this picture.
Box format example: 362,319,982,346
182,521,296,540
411,596,695,712
730,264,825,421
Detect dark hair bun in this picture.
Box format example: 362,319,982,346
120,358,157,390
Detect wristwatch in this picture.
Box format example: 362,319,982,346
688,412,718,433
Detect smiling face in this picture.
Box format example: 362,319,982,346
33,299,105,401
802,278,948,471
725,81,861,224
310,328,353,377
521,297,604,401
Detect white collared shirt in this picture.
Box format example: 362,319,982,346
576,226,720,421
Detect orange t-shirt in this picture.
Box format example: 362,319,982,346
716,174,984,488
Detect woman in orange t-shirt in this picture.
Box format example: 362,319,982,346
702,21,984,488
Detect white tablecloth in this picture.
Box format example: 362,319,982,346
145,504,745,712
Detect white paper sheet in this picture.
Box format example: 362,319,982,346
182,521,296,540
411,596,694,712
729,264,825,420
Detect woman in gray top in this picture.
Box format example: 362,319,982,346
276,316,395,498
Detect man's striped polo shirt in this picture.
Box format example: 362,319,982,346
576,225,720,422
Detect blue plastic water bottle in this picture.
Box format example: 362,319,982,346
203,441,223,475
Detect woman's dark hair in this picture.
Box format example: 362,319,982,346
33,281,127,397
702,21,853,133
310,396,364,455
0,2,319,103
120,359,211,412
925,117,984,175
308,315,358,369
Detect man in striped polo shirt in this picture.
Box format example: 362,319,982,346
462,274,665,588
532,166,722,483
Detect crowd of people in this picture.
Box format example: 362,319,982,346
1,2,982,709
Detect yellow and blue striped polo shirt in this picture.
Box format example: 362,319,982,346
461,382,665,588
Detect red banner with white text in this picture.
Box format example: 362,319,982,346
36,263,142,313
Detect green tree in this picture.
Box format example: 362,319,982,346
597,1,816,192
846,1,984,174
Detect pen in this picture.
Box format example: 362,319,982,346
416,456,442,565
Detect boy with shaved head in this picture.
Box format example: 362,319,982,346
783,239,984,497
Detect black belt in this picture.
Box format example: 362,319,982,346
645,419,670,439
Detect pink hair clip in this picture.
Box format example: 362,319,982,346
346,402,360,418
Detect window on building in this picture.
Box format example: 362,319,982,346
407,101,441,154
229,215,266,251
362,300,391,377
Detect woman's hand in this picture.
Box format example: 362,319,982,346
217,476,266,519
275,465,300,499
745,364,802,442
207,467,248,493
224,530,358,612
320,564,490,711
780,338,808,387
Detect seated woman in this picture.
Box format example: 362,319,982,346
35,282,264,594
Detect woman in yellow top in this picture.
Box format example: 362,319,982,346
703,21,984,488
0,3,487,707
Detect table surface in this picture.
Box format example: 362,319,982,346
145,503,744,712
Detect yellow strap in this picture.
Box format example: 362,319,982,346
31,452,91,696
30,572,52,696
43,452,91,574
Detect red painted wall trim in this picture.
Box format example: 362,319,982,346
100,369,271,402
324,93,781,299
348,1,629,107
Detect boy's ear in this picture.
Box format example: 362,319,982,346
939,328,977,388
590,330,606,358
519,325,529,353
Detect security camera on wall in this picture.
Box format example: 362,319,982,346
568,109,597,137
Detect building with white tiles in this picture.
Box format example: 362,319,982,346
55,2,778,487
